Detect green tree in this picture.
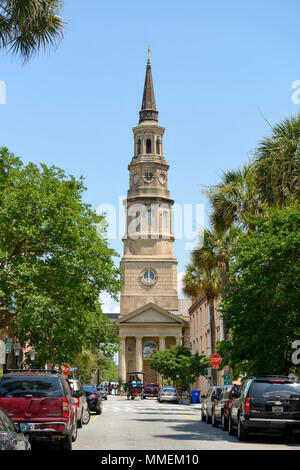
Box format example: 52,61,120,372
0,147,120,367
253,113,300,207
220,204,300,377
0,0,64,62
148,344,209,392
205,164,262,233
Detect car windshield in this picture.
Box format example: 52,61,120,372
83,386,96,394
0,376,62,398
250,382,300,398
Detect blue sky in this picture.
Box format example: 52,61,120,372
1,0,300,312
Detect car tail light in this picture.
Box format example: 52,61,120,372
62,399,70,417
244,397,251,414
211,396,215,402
161,393,165,396
74,398,80,407
91,394,98,399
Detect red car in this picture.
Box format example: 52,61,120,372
142,383,160,399
211,384,240,430
0,369,78,450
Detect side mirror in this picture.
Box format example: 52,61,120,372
201,394,206,399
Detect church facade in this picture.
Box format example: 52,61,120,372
117,54,190,385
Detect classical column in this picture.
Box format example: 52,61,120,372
136,336,143,372
159,336,166,351
119,337,127,383
158,337,166,386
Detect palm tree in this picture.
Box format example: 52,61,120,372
253,113,300,207
0,0,64,62
204,164,262,233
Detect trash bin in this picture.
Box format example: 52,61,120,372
190,390,200,404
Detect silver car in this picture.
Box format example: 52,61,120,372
68,379,90,428
157,387,179,403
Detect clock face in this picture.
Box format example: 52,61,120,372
144,172,154,183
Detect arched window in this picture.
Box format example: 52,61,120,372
143,341,157,359
137,139,141,155
146,139,152,153
156,138,160,155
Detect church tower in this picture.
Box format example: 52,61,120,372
117,52,187,385
120,52,178,316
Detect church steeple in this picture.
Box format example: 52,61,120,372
139,48,158,123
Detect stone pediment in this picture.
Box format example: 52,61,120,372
118,303,186,325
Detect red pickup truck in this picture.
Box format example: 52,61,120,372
0,369,78,450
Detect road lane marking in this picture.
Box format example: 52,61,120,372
92,415,101,422
180,413,198,421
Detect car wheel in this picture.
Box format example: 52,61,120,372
77,412,83,429
72,420,78,442
221,413,228,431
60,432,72,450
212,410,218,427
206,410,211,424
199,408,205,422
82,408,90,425
228,414,235,435
237,417,249,442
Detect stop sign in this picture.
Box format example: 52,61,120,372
210,354,222,368
63,364,70,376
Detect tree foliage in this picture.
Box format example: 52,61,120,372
220,204,300,377
148,344,209,391
0,0,64,62
0,147,120,367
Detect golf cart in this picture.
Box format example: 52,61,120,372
126,372,144,400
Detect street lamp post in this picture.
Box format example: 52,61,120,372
30,346,36,368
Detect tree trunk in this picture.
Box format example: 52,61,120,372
209,297,217,386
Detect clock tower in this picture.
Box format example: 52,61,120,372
117,52,188,385
120,54,178,316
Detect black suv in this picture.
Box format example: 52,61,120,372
83,385,103,415
228,376,300,441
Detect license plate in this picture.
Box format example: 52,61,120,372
272,406,284,414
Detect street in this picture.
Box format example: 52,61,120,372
72,396,300,451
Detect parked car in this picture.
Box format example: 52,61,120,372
97,386,108,400
0,407,31,450
142,384,160,399
0,369,78,450
199,386,223,424
228,376,300,441
211,384,240,429
68,379,89,428
157,387,179,403
83,385,103,415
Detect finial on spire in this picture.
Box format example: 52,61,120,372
148,45,150,61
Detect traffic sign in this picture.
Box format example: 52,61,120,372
223,374,231,385
210,354,222,369
5,338,12,354
62,364,70,376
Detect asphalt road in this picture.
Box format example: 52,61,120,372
72,395,300,451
